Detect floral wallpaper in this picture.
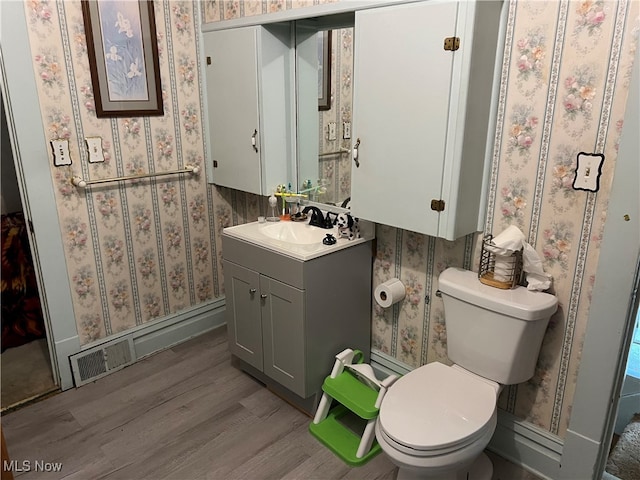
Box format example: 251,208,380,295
23,0,238,344
18,0,638,445
204,0,639,439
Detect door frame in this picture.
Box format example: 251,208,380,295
0,2,80,390
559,46,640,479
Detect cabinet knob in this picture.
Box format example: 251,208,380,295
249,288,257,294
260,294,267,299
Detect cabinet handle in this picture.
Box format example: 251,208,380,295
352,138,360,168
249,288,257,294
251,129,258,153
260,294,267,299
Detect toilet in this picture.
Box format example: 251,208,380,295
375,267,558,480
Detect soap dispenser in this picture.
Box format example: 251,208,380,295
267,193,280,222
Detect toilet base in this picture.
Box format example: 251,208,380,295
396,452,493,480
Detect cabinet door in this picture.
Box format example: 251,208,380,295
224,261,263,370
204,27,261,194
203,26,293,196
260,276,305,397
350,1,459,236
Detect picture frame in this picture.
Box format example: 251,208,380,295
318,30,332,111
81,0,163,118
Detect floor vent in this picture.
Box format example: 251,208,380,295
70,337,136,386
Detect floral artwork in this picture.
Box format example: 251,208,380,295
98,2,147,101
82,0,163,116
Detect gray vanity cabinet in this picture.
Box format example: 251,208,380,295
224,260,305,395
222,234,372,412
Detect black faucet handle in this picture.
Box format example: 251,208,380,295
325,211,338,227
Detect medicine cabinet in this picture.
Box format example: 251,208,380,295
350,1,504,240
202,24,295,195
201,0,505,240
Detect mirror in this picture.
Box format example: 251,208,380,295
295,22,355,209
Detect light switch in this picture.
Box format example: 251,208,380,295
85,137,105,163
51,139,72,166
328,122,337,141
573,152,604,192
343,122,351,139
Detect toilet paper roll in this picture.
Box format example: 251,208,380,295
374,278,406,308
493,255,516,282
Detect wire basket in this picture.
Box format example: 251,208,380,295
478,234,523,289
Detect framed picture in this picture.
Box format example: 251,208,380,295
318,30,332,111
82,0,163,118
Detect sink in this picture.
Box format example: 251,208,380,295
223,218,375,261
260,222,329,245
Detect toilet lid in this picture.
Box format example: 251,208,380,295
378,362,497,451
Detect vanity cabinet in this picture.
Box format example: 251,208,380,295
350,0,504,240
203,25,294,195
222,234,372,411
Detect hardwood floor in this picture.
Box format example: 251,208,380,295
1,327,540,480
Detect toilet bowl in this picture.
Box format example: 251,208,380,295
375,267,558,480
375,362,499,480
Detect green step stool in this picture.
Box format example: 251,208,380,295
309,349,398,466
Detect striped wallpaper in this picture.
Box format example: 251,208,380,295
22,0,639,440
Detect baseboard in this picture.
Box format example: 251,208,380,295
133,300,226,359
487,410,563,479
69,299,226,387
54,335,82,390
370,349,565,480
370,349,413,378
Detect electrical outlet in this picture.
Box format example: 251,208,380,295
343,122,351,139
573,152,604,192
328,122,337,141
51,139,72,166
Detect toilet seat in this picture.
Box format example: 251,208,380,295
378,362,498,455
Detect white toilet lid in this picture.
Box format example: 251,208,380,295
378,362,497,451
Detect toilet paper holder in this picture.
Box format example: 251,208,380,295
478,234,524,289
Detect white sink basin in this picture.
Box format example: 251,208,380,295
260,222,329,245
223,218,375,261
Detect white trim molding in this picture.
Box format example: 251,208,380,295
71,300,226,387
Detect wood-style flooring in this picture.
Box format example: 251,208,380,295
1,327,540,480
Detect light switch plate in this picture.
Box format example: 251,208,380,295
85,137,105,163
328,122,337,141
573,152,604,192
51,139,72,166
343,122,351,139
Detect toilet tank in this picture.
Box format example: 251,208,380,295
438,267,558,385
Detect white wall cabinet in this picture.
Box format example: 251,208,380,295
350,0,504,240
222,234,372,413
203,25,295,195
